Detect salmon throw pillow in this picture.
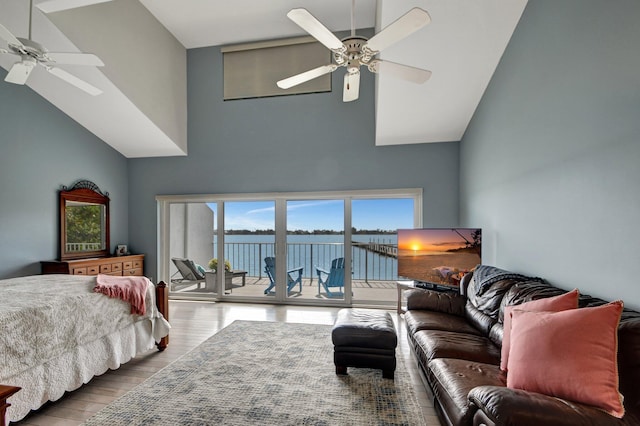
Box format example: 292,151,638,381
501,289,579,371
507,301,625,418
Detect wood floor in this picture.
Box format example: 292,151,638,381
15,301,441,425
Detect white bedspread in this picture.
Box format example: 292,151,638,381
0,274,170,422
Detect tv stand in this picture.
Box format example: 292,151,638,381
415,281,458,292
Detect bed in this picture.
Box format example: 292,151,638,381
0,274,170,423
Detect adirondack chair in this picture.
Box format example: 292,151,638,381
263,257,304,295
316,257,345,297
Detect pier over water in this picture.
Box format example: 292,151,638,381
355,240,397,258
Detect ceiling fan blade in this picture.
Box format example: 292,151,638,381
287,8,344,51
343,71,360,102
47,67,102,95
37,0,113,13
277,64,337,89
5,61,35,85
0,23,23,48
369,60,431,84
46,52,105,67
364,8,431,53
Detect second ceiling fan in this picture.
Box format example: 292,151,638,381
0,0,105,95
277,1,432,102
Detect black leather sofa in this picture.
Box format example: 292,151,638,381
404,265,640,426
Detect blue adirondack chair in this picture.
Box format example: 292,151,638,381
316,257,345,297
263,257,304,295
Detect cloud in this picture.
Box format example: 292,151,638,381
246,200,341,215
246,206,275,215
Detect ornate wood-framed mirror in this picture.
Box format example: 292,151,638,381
59,180,110,260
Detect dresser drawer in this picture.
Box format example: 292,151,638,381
123,268,143,276
41,254,144,277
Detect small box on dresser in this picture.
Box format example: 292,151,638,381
41,254,144,276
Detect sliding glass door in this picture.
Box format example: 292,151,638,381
286,199,346,302
166,202,216,298
351,198,415,306
221,201,275,300
158,189,421,306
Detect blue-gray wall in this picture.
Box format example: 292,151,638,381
11,1,634,311
0,74,129,278
460,0,640,309
127,45,461,278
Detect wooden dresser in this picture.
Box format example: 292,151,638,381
41,254,144,276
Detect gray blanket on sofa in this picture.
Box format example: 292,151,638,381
473,264,544,296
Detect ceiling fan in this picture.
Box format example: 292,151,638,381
0,0,104,95
277,0,432,102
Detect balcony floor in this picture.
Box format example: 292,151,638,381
171,276,399,305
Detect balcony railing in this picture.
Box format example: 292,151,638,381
219,241,398,283
66,242,102,252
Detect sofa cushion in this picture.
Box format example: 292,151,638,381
405,310,483,336
488,281,570,347
406,288,466,315
469,385,635,426
499,280,569,323
414,329,501,365
466,265,546,320
464,302,497,336
618,310,640,420
501,289,579,371
507,301,625,418
466,276,520,324
428,358,504,426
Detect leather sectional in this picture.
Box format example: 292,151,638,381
404,266,640,426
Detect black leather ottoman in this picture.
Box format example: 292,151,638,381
331,308,397,379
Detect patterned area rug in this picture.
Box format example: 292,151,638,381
83,320,426,425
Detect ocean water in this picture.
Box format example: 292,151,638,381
215,234,398,281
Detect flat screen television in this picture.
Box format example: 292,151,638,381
397,228,482,289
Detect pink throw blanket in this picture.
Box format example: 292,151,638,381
94,274,148,315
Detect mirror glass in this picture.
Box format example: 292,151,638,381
65,201,106,252
60,180,110,260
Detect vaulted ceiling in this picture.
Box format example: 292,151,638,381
0,0,528,157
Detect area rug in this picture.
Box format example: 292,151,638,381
83,320,426,425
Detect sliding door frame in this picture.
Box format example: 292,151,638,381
157,188,422,306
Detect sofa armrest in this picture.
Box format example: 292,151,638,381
406,289,466,316
469,386,623,426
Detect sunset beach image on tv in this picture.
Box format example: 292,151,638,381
397,228,481,288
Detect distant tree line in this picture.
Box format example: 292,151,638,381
225,228,396,235
67,205,102,243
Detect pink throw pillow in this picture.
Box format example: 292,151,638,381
507,301,625,418
501,289,579,371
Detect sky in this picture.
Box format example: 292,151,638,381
207,198,414,232
397,228,480,253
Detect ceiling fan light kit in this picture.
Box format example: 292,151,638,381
0,0,105,95
277,1,432,103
